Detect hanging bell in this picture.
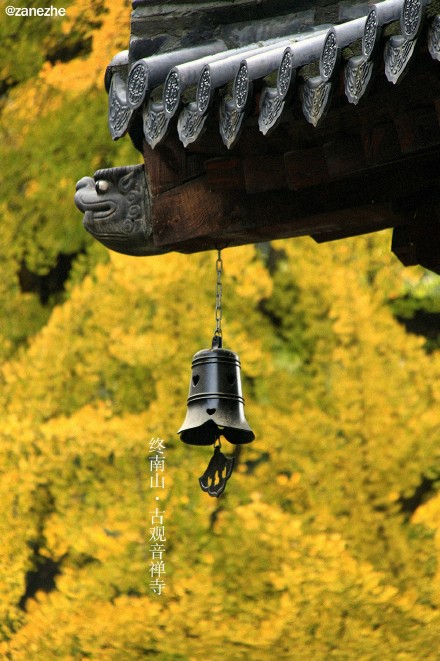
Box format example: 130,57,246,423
178,337,255,446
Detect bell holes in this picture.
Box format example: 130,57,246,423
192,375,200,386
227,374,236,385
206,408,216,415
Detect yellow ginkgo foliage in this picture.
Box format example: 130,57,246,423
1,0,440,657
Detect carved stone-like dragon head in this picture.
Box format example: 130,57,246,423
74,164,162,256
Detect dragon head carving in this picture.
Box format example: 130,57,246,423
74,164,163,256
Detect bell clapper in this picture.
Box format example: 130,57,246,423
199,436,235,498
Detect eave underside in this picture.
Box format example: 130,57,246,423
104,0,440,271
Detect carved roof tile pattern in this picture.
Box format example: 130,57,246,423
106,0,440,149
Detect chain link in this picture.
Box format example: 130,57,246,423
214,249,223,338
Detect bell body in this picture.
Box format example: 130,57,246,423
178,347,255,445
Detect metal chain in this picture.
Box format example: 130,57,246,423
214,249,223,338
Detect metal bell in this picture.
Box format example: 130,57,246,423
178,339,255,446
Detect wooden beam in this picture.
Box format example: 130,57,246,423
393,107,440,155
243,155,288,193
392,199,440,275
150,175,401,250
284,147,328,190
360,120,402,164
149,147,440,251
143,134,205,196
205,158,245,191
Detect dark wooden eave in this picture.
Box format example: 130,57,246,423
103,0,440,273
